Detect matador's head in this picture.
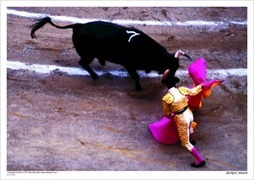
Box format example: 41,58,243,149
161,69,180,89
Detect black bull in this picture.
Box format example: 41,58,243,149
30,17,191,91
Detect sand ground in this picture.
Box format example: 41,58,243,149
6,7,248,172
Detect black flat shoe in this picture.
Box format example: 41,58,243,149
191,160,206,168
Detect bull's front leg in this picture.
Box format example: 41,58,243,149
125,67,142,91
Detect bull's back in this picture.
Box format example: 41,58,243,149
73,21,127,45
72,21,171,70
72,21,129,59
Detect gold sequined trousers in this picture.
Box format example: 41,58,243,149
173,108,194,151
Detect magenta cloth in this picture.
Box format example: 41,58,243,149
188,58,223,111
188,58,207,85
149,116,180,144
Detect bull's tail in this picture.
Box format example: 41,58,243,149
30,16,76,39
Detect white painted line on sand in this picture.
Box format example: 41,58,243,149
7,61,247,80
7,9,247,27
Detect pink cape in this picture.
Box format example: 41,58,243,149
149,58,223,144
149,116,179,144
188,58,223,111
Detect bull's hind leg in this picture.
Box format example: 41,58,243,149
125,67,142,91
98,59,106,66
79,58,99,80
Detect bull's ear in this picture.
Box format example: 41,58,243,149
161,69,169,85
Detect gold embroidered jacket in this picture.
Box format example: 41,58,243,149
162,85,202,116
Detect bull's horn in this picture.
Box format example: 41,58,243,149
174,50,192,60
183,53,192,60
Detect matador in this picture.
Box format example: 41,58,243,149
161,70,206,168
150,58,223,168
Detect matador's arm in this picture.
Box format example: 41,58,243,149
178,85,202,96
161,93,174,118
162,100,171,117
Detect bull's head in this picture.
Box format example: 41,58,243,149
161,69,180,89
160,50,190,88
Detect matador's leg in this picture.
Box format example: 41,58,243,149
174,113,206,168
190,147,206,167
186,109,196,145
173,114,193,151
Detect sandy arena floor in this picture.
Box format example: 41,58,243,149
5,6,249,174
